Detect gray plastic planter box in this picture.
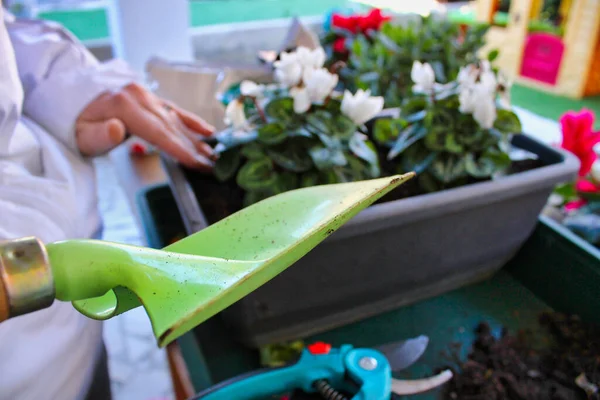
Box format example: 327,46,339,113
162,134,578,347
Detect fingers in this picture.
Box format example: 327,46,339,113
171,115,217,160
166,100,215,136
114,93,213,170
77,84,215,170
76,118,126,156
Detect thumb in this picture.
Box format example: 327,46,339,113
76,118,127,157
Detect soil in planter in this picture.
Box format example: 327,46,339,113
182,154,545,226
443,312,600,400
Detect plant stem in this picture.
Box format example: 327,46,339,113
246,96,267,123
329,60,347,75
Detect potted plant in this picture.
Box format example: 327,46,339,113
162,44,578,347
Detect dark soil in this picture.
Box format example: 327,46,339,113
181,155,544,227
444,312,600,400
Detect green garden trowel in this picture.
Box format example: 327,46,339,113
0,174,413,347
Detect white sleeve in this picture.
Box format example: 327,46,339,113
5,12,140,153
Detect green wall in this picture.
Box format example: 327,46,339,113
38,0,356,42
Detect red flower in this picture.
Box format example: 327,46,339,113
333,37,347,53
560,109,600,177
332,13,359,34
332,8,390,34
358,8,391,32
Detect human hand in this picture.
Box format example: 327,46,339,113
75,83,215,170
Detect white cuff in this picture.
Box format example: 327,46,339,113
23,59,141,153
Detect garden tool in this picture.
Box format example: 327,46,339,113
0,174,413,347
192,336,453,400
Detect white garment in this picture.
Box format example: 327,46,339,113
0,9,138,400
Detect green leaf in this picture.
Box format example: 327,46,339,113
306,111,334,135
401,98,428,116
240,142,265,159
349,134,380,177
214,149,241,181
236,158,277,191
300,171,320,188
423,126,448,151
259,341,305,368
373,118,401,144
331,114,357,139
267,144,313,173
219,83,241,106
335,157,371,182
554,182,577,202
265,97,295,121
444,134,463,153
405,110,427,123
273,171,299,194
464,149,511,178
289,127,313,138
493,109,522,134
388,124,428,160
429,155,467,184
401,144,438,175
376,31,401,52
258,122,287,145
487,49,499,62
309,146,347,170
216,127,258,151
430,61,447,83
359,71,380,83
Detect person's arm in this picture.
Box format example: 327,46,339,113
4,11,138,153
5,11,216,169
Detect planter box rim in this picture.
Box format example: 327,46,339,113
163,133,578,239
540,215,600,260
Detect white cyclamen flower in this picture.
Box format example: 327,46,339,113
240,80,264,97
341,89,384,125
303,67,339,104
457,65,477,88
295,46,326,70
274,51,302,87
457,61,499,129
471,84,497,129
224,99,247,129
290,87,311,114
411,61,436,93
479,69,497,92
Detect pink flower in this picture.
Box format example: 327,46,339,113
575,179,599,193
565,199,587,211
560,109,600,177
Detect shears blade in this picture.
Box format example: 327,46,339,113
375,335,429,372
391,369,454,395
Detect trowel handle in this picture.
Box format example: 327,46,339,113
0,237,56,322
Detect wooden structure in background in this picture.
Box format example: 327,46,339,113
475,0,600,99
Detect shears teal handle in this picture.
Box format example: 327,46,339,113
192,345,392,400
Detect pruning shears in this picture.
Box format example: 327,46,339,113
192,336,453,400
